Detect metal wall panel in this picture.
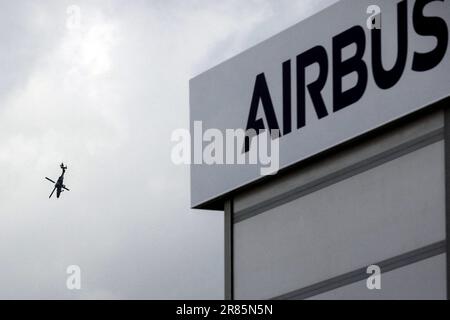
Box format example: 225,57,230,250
234,110,444,215
234,142,445,299
308,254,446,300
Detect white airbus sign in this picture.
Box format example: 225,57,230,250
190,0,450,208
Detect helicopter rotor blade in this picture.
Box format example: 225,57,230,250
63,186,70,191
45,177,56,184
49,187,57,198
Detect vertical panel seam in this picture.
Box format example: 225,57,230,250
444,107,450,300
224,199,234,300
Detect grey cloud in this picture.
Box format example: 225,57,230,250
0,0,337,299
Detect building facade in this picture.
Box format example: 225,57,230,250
190,0,450,299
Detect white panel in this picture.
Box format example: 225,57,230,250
234,142,445,299
309,254,447,300
234,110,444,213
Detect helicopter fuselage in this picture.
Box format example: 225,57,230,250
55,176,65,198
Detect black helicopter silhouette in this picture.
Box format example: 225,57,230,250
45,163,70,198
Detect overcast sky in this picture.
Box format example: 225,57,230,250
0,0,337,299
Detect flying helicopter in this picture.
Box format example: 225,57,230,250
45,163,70,199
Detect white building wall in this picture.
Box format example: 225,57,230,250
232,110,446,300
